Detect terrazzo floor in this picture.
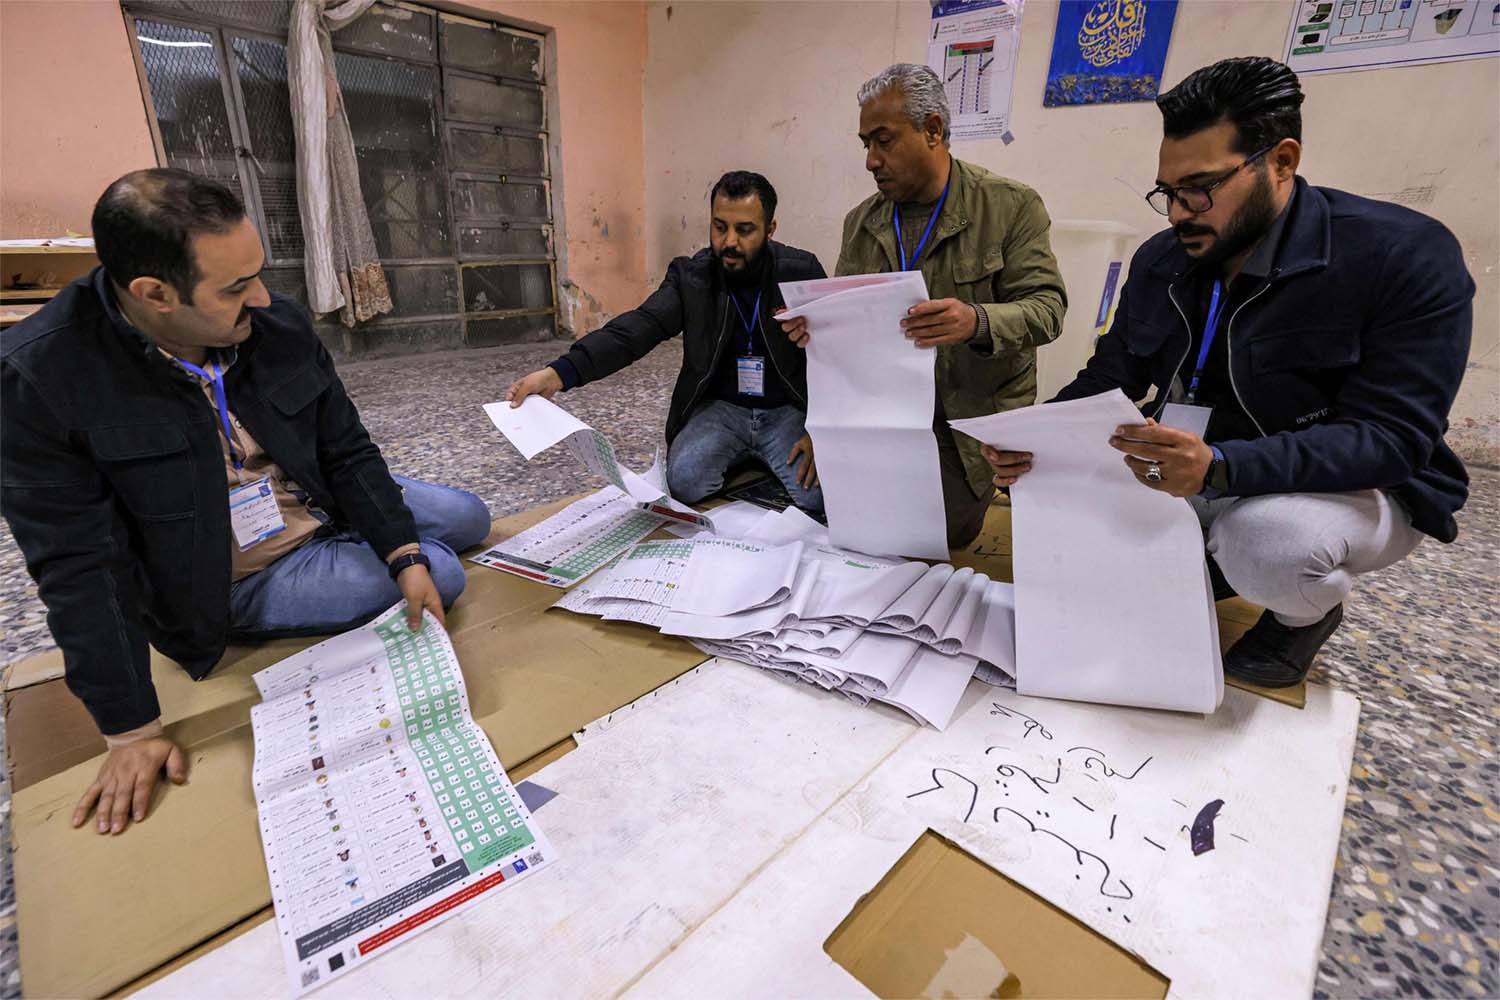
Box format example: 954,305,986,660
0,339,1495,999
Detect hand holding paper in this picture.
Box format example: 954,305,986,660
1109,418,1215,498
777,272,949,560
951,390,1223,714
899,297,979,348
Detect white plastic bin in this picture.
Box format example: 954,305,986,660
1039,220,1145,402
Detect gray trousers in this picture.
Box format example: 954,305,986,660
1189,490,1424,627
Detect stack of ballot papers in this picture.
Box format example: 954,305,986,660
551,503,1018,731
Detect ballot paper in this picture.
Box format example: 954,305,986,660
470,487,665,588
249,604,555,995
777,271,948,561
950,389,1223,713
483,399,708,532
583,536,804,617
664,500,766,539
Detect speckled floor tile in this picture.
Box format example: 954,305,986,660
0,339,1495,999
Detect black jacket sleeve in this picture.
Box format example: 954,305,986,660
1051,276,1156,404
308,341,419,559
0,360,160,734
555,260,687,386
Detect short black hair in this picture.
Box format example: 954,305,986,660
1156,57,1304,154
91,167,247,304
709,171,777,224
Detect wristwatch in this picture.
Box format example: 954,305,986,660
387,551,431,580
1203,454,1229,494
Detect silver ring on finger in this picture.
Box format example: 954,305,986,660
1145,463,1163,483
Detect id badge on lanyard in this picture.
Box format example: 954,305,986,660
731,290,766,397
174,356,287,549
1162,280,1223,438
736,357,766,397
229,477,286,551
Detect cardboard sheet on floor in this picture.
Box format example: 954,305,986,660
140,660,1358,1000
9,496,1300,998
10,496,711,1000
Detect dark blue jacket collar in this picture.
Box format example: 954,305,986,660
1148,176,1331,281
92,267,157,358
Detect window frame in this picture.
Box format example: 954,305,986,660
119,0,561,342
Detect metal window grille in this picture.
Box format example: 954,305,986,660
123,0,559,353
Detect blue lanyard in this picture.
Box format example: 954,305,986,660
1186,280,1225,403
729,289,762,355
893,177,951,272
173,356,242,471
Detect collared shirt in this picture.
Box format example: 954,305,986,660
170,347,323,580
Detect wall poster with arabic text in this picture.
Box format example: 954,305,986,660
1043,0,1179,107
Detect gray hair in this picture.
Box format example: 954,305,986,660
857,63,951,142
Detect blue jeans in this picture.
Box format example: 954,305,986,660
666,401,824,514
229,476,492,638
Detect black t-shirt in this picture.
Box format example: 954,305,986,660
710,259,793,409
1174,274,1261,444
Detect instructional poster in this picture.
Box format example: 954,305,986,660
927,0,1026,142
250,604,555,995
1284,0,1499,74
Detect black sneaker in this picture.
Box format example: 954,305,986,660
1224,604,1344,688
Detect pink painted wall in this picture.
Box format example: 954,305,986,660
0,1,157,237
0,0,648,331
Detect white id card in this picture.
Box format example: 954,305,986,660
736,356,765,397
1160,402,1212,439
229,476,286,551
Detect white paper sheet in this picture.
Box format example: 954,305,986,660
469,487,665,588
809,560,929,627
778,272,948,560
875,645,978,730
248,604,555,995
483,397,667,504
950,390,1222,713
671,539,804,617
675,500,767,539
660,561,822,640
741,505,831,547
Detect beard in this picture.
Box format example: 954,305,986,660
714,242,762,268
716,242,764,280
1175,168,1278,269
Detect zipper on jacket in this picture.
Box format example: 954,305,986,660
1162,282,1195,420
1163,278,1271,437
685,294,733,418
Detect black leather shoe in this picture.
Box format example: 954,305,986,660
1224,604,1344,688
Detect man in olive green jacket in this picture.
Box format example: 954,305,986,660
782,63,1066,547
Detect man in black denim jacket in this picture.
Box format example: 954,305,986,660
1,169,490,835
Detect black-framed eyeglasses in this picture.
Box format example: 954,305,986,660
1145,145,1274,216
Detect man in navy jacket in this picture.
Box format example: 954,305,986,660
985,57,1472,687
